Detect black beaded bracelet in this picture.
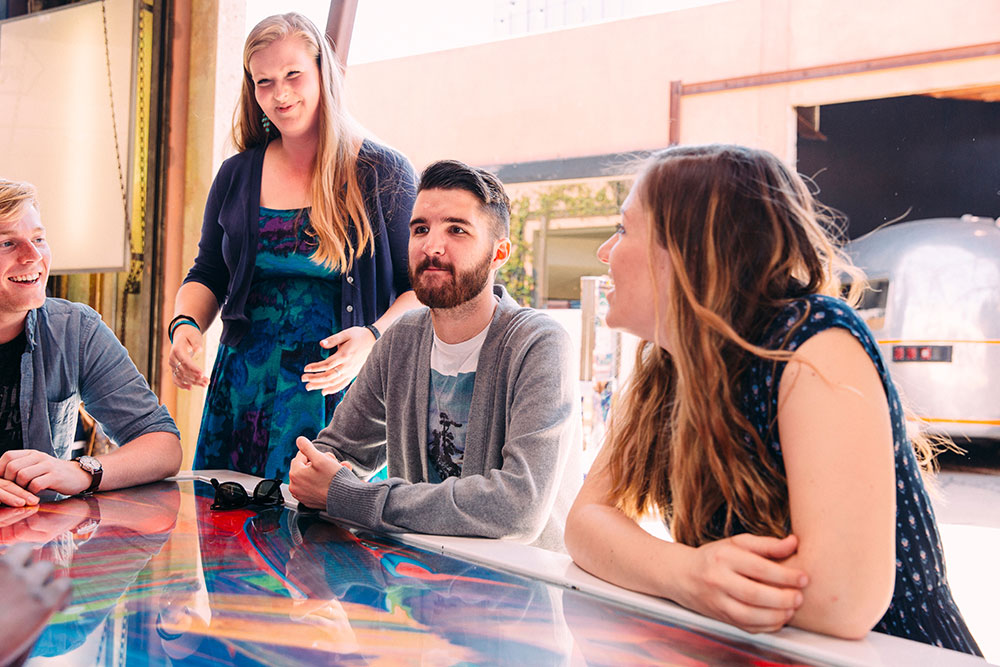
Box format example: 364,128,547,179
364,324,381,341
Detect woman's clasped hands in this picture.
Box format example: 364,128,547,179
676,533,809,634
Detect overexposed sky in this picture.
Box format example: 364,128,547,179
245,0,726,65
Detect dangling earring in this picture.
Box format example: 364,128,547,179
261,113,271,135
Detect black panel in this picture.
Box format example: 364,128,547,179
797,95,1000,239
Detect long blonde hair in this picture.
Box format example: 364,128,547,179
234,13,372,271
605,144,915,546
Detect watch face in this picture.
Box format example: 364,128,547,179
73,519,100,537
77,456,102,474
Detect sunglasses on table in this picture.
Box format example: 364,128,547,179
210,478,284,511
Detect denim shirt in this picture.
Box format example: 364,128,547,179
18,299,179,459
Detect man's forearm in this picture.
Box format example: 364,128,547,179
95,432,182,491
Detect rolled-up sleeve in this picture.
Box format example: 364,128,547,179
77,311,179,445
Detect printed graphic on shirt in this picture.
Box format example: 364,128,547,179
427,369,475,483
426,320,490,483
0,382,21,435
0,333,25,453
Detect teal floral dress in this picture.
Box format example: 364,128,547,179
194,207,344,481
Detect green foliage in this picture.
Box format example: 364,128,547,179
496,179,631,306
533,180,630,220
496,195,535,305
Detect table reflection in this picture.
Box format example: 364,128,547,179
0,482,180,662
0,480,815,666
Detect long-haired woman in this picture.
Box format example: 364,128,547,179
167,13,419,481
565,144,981,654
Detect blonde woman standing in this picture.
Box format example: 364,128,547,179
168,13,419,481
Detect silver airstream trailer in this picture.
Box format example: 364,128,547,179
845,216,1000,445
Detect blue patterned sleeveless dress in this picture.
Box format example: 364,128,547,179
194,207,346,482
733,294,981,654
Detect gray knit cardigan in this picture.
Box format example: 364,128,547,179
313,285,582,551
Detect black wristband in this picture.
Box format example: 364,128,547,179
169,314,200,330
168,315,201,344
364,324,381,341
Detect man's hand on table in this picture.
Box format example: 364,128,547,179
0,479,40,507
0,450,91,500
288,437,352,510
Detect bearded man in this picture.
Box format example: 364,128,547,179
289,160,581,551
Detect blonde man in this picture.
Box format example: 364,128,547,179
0,179,180,506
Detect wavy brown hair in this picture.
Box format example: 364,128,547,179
234,13,371,271
605,144,884,546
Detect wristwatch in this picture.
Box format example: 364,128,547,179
73,455,103,495
70,496,102,540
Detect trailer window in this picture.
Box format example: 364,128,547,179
843,278,889,329
856,278,889,310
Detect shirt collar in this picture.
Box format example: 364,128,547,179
23,307,39,351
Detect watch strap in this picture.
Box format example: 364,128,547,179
74,457,103,495
84,469,103,494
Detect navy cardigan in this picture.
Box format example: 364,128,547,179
184,139,417,346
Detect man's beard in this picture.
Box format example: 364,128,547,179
410,253,492,309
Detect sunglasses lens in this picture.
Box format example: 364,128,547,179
211,480,251,510
254,479,284,506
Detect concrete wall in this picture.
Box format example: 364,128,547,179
343,0,1000,168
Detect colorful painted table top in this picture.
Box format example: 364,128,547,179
0,479,825,665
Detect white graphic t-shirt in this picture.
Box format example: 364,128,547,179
427,322,490,483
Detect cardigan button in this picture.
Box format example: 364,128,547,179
346,276,354,284
346,305,353,313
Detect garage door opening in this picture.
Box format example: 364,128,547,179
796,94,1000,239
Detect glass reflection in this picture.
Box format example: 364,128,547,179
0,481,817,665
0,482,180,663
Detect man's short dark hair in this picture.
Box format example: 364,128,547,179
417,160,510,239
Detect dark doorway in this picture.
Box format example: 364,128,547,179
796,95,1000,239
